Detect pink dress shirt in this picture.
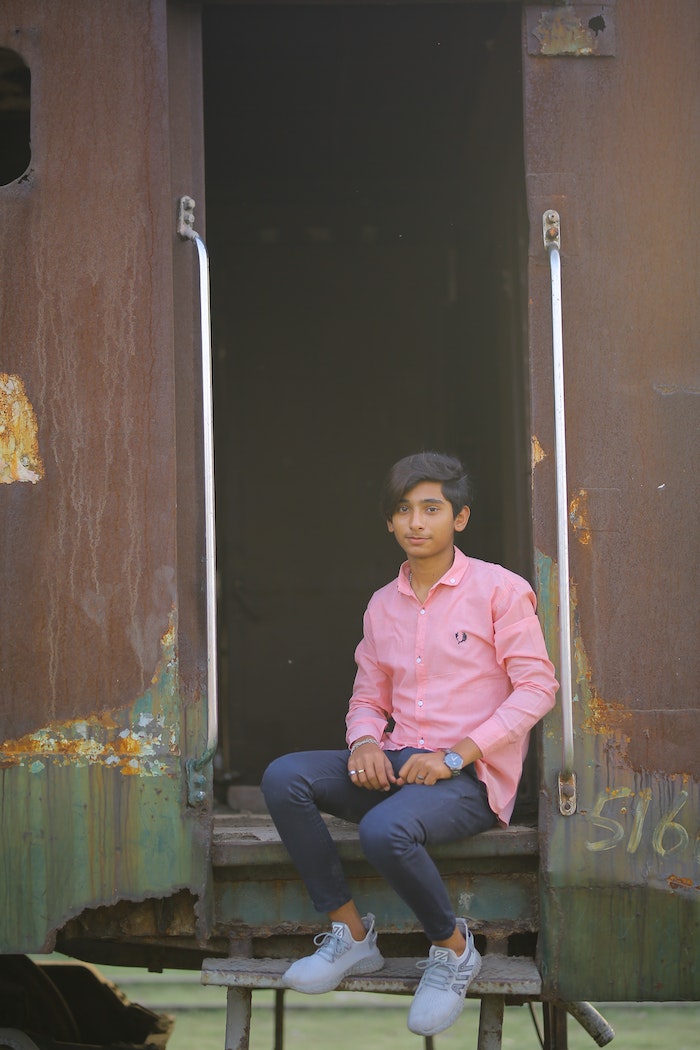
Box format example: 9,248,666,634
345,548,558,824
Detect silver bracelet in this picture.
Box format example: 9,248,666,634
349,736,379,754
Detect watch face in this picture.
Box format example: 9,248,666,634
445,751,463,771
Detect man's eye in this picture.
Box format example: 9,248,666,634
397,504,409,513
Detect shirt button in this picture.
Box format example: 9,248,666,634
450,578,456,584
416,656,421,663
420,609,426,615
419,738,425,745
418,700,424,707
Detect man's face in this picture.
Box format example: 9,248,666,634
387,480,469,560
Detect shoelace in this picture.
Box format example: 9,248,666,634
416,948,471,991
313,927,349,962
416,950,459,990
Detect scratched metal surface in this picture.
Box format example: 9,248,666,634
524,1,700,1000
0,0,209,955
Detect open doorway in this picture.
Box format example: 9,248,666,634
202,3,530,798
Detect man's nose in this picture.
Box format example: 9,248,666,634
409,510,424,529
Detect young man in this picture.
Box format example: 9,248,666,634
262,452,558,1037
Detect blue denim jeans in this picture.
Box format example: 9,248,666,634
261,747,496,942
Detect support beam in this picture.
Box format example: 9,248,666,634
543,1002,568,1050
478,996,505,1050
274,989,285,1050
225,987,252,1050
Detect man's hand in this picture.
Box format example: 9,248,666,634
399,739,482,785
398,750,451,786
348,742,397,792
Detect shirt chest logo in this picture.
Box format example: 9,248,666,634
455,630,468,645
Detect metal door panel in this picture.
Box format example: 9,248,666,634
524,1,700,1000
0,0,210,955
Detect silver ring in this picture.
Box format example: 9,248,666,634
416,774,425,781
349,769,357,775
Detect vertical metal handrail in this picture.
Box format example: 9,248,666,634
543,211,576,816
178,196,218,805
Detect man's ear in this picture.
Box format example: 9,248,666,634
454,506,470,533
386,519,395,533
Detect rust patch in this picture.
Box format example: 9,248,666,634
529,6,615,58
667,875,697,892
531,434,546,468
0,615,179,776
579,689,635,770
0,373,44,483
569,489,591,545
581,693,632,736
0,712,179,776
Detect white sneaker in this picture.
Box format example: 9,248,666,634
282,914,384,994
407,920,481,1036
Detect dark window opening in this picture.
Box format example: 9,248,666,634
0,48,31,186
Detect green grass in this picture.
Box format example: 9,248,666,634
102,971,700,1050
166,999,700,1050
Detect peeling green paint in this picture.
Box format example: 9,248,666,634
0,610,211,955
1,618,180,778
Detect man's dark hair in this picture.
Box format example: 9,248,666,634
380,452,473,520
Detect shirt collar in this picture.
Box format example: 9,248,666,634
397,547,470,595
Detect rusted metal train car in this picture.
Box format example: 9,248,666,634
1,2,698,1048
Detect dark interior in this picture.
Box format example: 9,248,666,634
202,3,532,801
0,48,31,186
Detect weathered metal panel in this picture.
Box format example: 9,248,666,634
0,0,177,734
213,870,539,940
524,1,700,1000
211,819,540,943
0,0,210,954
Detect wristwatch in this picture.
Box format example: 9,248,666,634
443,750,464,777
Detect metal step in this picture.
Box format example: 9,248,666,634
201,956,615,1050
212,814,538,868
210,815,541,943
201,952,542,999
